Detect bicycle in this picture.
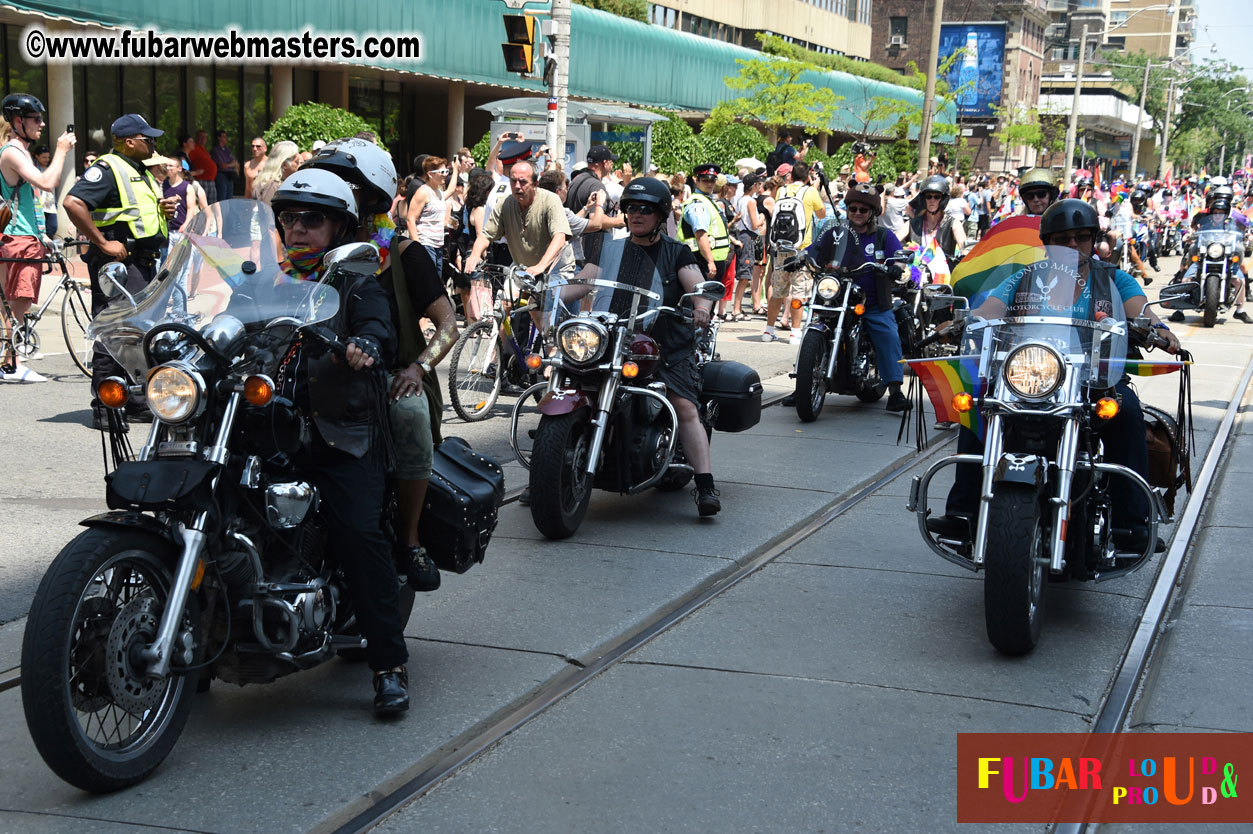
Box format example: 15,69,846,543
446,263,547,422
0,238,94,377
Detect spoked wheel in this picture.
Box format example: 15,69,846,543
1203,274,1219,328
21,528,197,791
61,283,94,377
794,329,828,423
983,484,1047,655
13,321,39,359
448,319,503,422
854,333,886,403
529,412,594,539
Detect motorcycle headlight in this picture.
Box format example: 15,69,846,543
145,365,205,423
1206,242,1225,259
816,278,840,300
558,321,607,365
1004,344,1064,400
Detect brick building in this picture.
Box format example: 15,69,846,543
870,0,1050,174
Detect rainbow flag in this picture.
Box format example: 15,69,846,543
950,215,1045,308
1124,359,1191,376
904,355,985,436
917,233,952,284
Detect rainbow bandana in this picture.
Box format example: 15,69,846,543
365,213,397,267
278,245,328,283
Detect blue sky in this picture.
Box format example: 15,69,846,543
1195,0,1252,79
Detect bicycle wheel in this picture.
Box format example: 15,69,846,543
447,319,503,422
61,281,94,378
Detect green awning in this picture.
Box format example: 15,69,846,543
4,0,951,136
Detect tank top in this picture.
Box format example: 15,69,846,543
0,142,44,238
415,183,446,248
163,179,191,229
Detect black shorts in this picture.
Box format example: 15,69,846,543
658,352,701,407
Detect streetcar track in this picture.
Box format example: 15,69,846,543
320,434,958,834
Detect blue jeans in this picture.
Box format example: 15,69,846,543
860,307,904,384
424,244,443,277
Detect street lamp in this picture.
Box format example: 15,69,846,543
1129,45,1215,179
1062,4,1174,184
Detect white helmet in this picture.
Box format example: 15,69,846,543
304,137,398,215
272,168,359,239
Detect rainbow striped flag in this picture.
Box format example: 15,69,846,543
1124,359,1191,376
917,233,952,284
950,215,1045,308
904,355,985,436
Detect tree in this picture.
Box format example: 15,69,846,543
572,0,648,22
1168,61,1253,173
991,101,1067,157
757,33,926,92
263,102,388,152
714,35,842,137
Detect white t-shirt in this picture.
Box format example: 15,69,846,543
944,198,967,226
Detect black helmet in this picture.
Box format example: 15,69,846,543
1,93,45,125
1039,198,1101,243
1076,177,1095,191
909,175,950,213
844,183,881,217
1207,185,1234,213
620,176,673,217
1130,186,1149,210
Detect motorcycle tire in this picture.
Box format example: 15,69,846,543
794,329,828,423
21,527,197,792
530,412,594,539
983,484,1047,656
447,319,504,422
1203,273,1219,329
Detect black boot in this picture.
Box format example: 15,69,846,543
1235,310,1253,324
1169,310,1185,323
886,388,912,413
398,545,440,592
373,666,409,716
692,474,721,517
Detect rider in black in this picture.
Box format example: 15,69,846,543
269,169,411,717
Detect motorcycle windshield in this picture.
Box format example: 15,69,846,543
963,245,1130,392
1194,215,1242,251
539,273,662,336
89,199,341,378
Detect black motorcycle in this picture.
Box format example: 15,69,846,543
1185,214,1246,327
21,203,426,792
508,274,761,539
789,256,907,422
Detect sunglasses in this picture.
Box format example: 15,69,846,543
430,168,450,176
1050,231,1094,245
277,210,329,230
924,193,943,200
624,204,658,216
1022,189,1051,200
846,205,872,215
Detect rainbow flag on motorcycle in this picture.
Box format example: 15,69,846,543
915,233,952,284
1123,359,1192,376
903,355,986,437
950,215,1045,308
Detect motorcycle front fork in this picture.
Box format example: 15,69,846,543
140,392,242,679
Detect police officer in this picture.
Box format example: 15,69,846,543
678,163,732,285
64,113,177,429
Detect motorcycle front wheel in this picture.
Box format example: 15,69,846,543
530,412,594,539
983,484,1047,655
1203,273,1219,328
21,528,197,792
794,329,828,423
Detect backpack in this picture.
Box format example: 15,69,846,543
769,185,809,252
765,147,786,176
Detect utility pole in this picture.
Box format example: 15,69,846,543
917,0,945,177
545,0,570,170
1158,76,1174,179
1128,58,1153,181
1062,24,1088,186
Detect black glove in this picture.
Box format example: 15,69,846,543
782,257,804,273
887,263,904,281
347,335,382,365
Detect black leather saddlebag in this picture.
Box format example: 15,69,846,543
701,360,763,433
105,460,218,511
419,437,505,573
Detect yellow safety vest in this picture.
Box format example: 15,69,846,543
678,191,730,261
90,153,168,241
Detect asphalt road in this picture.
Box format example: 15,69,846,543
2,253,1251,832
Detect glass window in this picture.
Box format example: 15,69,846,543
85,68,120,159
349,76,383,137
890,17,908,39
1110,11,1129,24
154,70,182,154
188,67,213,138
242,67,268,155
292,69,317,106
121,67,152,120
382,81,402,155
6,24,48,104
214,68,241,180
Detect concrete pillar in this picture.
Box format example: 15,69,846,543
447,81,465,156
818,134,830,154
272,66,293,119
47,59,76,238
317,69,349,110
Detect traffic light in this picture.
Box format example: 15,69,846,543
502,14,537,75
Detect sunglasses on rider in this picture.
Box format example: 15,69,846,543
277,210,329,230
1022,188,1051,200
624,204,658,216
1050,231,1095,245
846,205,872,215
924,193,943,200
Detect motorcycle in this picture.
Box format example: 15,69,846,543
508,274,761,539
787,256,903,422
894,261,968,361
906,248,1199,655
20,202,418,792
1186,214,1245,327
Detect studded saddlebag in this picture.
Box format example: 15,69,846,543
418,437,505,573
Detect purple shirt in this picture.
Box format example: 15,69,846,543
210,144,236,171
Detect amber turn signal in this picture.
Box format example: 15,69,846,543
791,298,804,310
97,377,129,409
191,559,206,591
622,361,639,379
525,353,543,370
853,303,866,316
243,374,275,407
952,392,974,413
1095,397,1119,420
1191,255,1199,263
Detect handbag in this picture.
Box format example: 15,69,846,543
418,436,505,573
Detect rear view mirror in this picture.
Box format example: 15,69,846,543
324,242,380,276
98,262,137,308
696,280,725,301
1156,281,1201,310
